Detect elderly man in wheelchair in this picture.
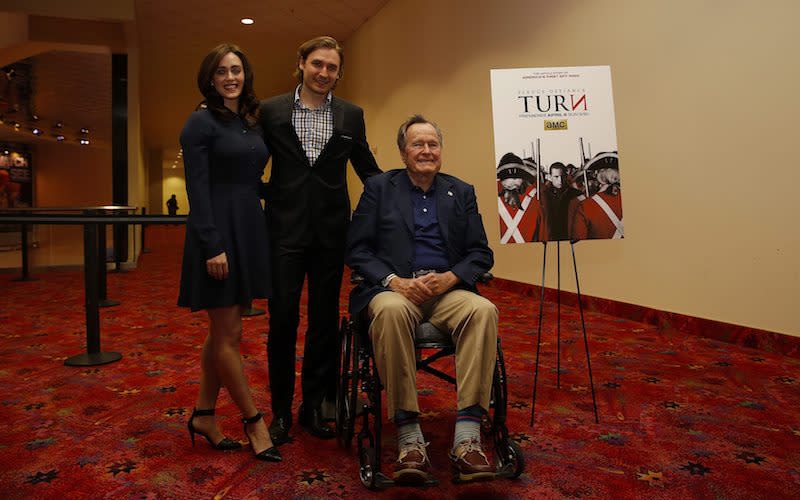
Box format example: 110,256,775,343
342,115,522,486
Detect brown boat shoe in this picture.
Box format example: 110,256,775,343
393,440,432,485
449,439,495,482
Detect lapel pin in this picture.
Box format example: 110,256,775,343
447,191,453,197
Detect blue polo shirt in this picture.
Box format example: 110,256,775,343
406,175,449,273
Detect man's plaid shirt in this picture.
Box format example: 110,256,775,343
292,85,333,166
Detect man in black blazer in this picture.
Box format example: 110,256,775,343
346,115,498,484
259,36,381,442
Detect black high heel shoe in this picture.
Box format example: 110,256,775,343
242,412,282,462
187,408,242,450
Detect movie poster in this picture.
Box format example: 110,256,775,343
490,66,622,243
0,145,33,232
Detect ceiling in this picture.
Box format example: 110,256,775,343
0,0,390,160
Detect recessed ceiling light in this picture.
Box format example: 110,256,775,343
241,18,254,25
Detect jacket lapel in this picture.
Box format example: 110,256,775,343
435,175,454,248
392,172,414,236
331,97,344,134
279,92,311,168
313,97,343,167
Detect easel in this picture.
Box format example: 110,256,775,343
529,240,599,427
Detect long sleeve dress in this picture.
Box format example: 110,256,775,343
177,109,271,311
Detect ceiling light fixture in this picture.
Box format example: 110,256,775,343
241,18,254,25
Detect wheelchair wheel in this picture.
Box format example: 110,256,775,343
496,438,525,479
348,319,362,440
336,318,354,447
358,446,378,490
487,339,509,434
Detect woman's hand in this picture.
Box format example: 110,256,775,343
206,252,229,280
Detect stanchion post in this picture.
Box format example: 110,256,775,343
97,213,120,308
86,221,101,352
140,207,151,253
12,222,38,282
113,221,124,272
64,220,122,366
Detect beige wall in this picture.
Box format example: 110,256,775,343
147,147,163,214
340,0,800,336
31,142,113,267
162,168,187,215
126,21,145,259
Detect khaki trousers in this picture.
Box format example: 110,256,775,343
367,289,498,419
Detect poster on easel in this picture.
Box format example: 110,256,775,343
490,66,622,243
0,144,33,233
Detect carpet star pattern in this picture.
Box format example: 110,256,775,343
25,469,58,485
680,461,711,476
2,226,800,498
297,468,330,486
107,460,137,476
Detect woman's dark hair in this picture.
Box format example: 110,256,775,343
196,43,260,126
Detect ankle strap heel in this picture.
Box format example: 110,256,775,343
242,411,281,462
241,412,264,425
187,407,242,451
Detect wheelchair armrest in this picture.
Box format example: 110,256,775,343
477,272,493,284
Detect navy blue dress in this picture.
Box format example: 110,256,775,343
177,109,271,311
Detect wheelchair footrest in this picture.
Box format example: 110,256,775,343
495,462,517,479
378,471,439,489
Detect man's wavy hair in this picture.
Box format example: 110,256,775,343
294,36,344,87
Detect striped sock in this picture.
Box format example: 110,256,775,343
395,410,424,446
453,405,482,449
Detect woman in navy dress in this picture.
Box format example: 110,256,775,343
178,43,279,462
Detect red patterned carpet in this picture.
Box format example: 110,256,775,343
1,225,799,498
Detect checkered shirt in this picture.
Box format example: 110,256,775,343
292,85,333,166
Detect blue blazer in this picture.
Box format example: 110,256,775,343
345,169,494,314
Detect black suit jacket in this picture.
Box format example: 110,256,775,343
259,92,381,248
345,169,494,314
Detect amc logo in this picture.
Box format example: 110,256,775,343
544,120,568,131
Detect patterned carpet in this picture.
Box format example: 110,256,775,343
0,225,798,499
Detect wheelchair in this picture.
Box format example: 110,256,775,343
335,274,525,490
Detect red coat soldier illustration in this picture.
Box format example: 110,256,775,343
496,152,547,243
571,152,623,240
